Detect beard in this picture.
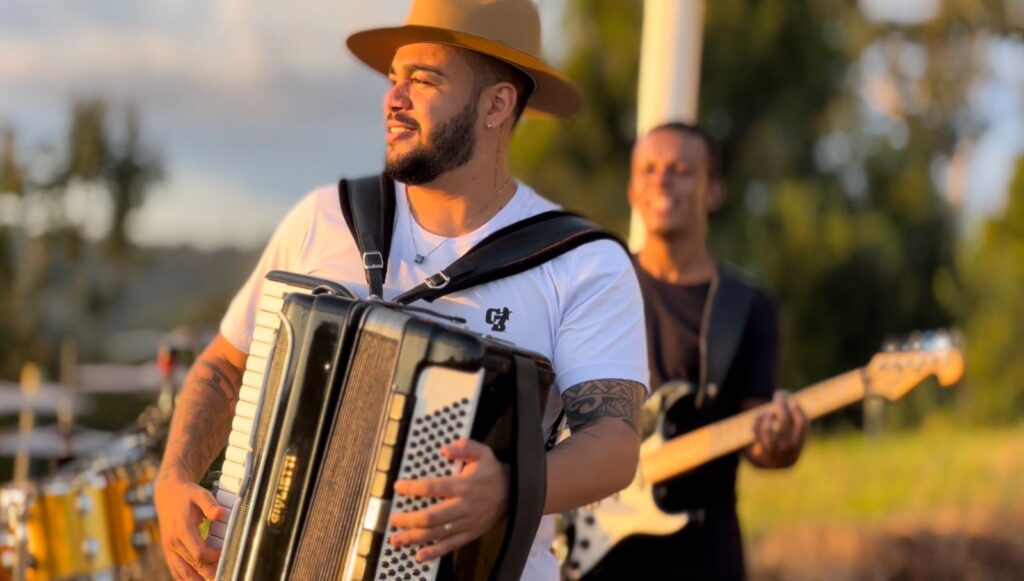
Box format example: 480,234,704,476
385,97,478,185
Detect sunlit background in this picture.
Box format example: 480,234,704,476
2,0,1023,579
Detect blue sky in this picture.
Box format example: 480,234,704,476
1,1,1020,248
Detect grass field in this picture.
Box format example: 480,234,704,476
738,419,1024,539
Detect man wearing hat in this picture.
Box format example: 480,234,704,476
153,1,649,580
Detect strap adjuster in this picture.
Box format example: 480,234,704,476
362,251,384,270
425,272,450,290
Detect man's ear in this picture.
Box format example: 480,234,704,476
483,83,518,128
707,180,726,213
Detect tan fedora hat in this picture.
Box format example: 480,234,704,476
347,0,583,118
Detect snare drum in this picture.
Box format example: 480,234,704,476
37,474,116,581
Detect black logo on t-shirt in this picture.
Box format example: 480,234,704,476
485,307,512,332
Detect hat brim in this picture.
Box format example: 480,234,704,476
347,25,583,119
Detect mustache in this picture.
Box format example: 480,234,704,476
388,113,420,130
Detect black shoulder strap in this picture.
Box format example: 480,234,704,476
702,262,756,392
338,175,624,303
490,355,547,581
393,210,626,304
337,174,396,299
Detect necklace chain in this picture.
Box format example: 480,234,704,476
408,178,515,265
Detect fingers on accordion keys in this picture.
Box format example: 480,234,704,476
214,489,238,511
207,534,224,549
208,520,229,540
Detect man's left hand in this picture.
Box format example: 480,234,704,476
747,391,808,468
388,439,509,562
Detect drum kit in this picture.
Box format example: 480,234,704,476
0,419,173,580
0,346,183,581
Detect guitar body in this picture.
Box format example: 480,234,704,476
563,381,706,580
562,435,696,579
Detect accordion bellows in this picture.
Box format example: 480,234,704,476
209,272,553,581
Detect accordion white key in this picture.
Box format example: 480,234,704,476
210,272,552,581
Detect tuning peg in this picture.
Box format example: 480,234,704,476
908,331,924,351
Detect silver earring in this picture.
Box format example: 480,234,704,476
486,122,493,129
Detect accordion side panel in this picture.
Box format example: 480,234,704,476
290,329,400,580
365,365,485,581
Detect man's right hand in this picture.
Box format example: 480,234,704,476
154,334,246,579
155,469,227,580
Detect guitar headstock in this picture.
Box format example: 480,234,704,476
865,330,964,401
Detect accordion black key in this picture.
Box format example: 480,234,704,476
209,272,553,581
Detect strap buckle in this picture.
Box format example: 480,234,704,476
362,251,384,270
425,272,450,290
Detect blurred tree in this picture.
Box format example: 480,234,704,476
105,107,162,258
511,0,1016,424
956,156,1024,422
0,128,25,375
0,100,162,380
511,0,641,233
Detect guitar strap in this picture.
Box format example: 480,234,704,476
697,261,756,407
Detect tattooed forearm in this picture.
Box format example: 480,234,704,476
562,379,645,435
161,354,243,481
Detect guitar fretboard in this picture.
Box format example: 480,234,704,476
640,369,867,485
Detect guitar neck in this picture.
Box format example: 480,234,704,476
640,368,867,485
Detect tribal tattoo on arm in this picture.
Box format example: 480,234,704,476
161,353,244,481
562,379,646,436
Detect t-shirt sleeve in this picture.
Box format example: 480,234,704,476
551,240,651,394
219,193,317,353
734,290,781,402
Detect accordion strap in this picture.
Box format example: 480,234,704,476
338,174,396,299
490,355,548,581
394,210,625,304
337,174,626,304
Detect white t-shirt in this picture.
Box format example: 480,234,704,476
220,180,649,580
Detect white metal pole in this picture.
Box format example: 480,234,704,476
630,0,706,251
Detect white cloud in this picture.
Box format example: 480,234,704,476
129,167,292,250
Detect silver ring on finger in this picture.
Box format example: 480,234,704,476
443,522,453,534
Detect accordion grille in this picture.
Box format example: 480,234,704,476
221,323,291,578
291,329,398,579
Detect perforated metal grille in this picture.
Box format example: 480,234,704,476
375,398,471,580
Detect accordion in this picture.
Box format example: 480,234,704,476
208,272,553,581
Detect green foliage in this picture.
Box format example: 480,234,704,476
738,421,1024,537
508,1,1001,425
511,0,642,234
956,157,1024,422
